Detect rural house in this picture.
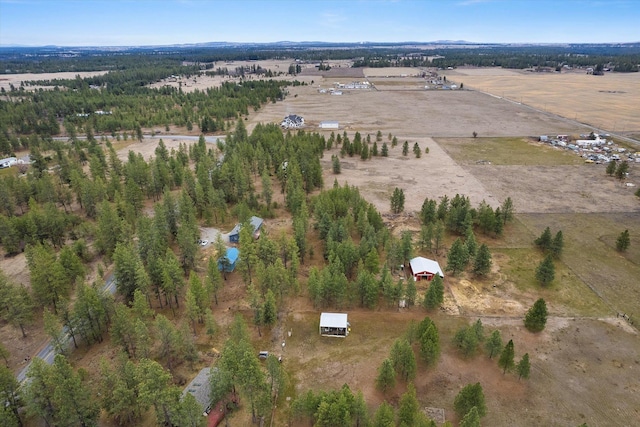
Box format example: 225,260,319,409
228,216,263,243
181,367,211,415
280,114,304,129
218,247,239,272
409,257,444,281
0,157,17,168
319,313,350,337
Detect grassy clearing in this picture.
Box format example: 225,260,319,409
0,167,18,177
517,213,640,317
496,247,610,317
110,139,137,151
436,137,583,166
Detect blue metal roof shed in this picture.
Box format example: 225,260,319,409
218,247,239,272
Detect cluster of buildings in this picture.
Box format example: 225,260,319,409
539,133,640,164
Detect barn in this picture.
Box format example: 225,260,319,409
409,257,444,281
319,313,350,337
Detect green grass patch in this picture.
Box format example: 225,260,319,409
496,247,610,316
435,137,583,166
0,167,18,177
517,213,640,317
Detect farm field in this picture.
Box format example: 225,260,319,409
443,67,640,134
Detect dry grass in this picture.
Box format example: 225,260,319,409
443,68,640,133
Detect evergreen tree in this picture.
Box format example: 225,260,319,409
372,401,395,427
413,142,421,158
524,298,548,332
397,383,420,426
0,364,22,426
423,274,444,311
460,406,481,427
535,254,555,286
473,243,492,277
332,155,341,174
615,161,629,181
516,353,531,380
390,339,416,382
402,140,409,156
484,330,503,359
454,382,487,418
405,279,417,306
390,187,405,214
551,230,564,258
381,142,389,157
419,322,440,366
616,229,630,252
375,359,396,394
446,238,469,275
498,339,515,374
534,227,553,252
500,196,515,224
465,228,478,258
606,159,617,176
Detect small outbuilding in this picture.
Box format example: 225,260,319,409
409,257,444,281
319,313,349,338
228,216,263,243
319,121,339,129
218,247,239,272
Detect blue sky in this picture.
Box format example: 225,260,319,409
1,0,639,46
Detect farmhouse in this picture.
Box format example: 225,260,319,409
182,367,211,415
228,216,263,243
280,114,304,129
319,121,339,129
409,257,444,281
319,313,350,338
218,247,239,272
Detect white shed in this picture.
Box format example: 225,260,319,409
319,313,349,337
319,121,339,129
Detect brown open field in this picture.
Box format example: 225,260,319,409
0,71,108,91
443,68,640,134
249,75,590,138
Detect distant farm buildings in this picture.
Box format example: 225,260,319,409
319,121,339,130
280,114,304,129
336,81,371,90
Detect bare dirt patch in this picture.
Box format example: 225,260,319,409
321,140,500,214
